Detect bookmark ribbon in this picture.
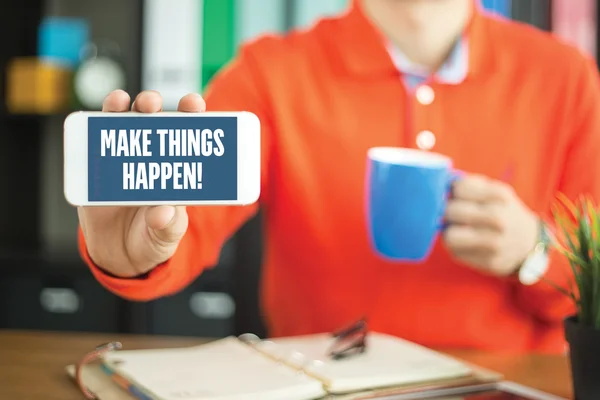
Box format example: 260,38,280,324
76,341,122,399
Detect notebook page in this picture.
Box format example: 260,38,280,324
102,337,326,400
264,332,472,394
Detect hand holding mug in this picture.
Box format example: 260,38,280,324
443,174,539,277
365,147,539,276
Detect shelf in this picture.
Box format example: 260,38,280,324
0,111,71,118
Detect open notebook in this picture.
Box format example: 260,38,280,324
66,332,502,400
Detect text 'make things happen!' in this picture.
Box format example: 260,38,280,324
100,128,225,190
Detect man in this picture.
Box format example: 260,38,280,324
78,0,600,353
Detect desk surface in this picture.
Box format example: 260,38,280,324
0,329,572,399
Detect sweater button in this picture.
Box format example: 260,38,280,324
416,130,436,150
416,85,435,105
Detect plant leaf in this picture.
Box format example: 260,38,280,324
549,194,600,327
556,192,579,221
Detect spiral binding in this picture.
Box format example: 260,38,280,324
238,333,329,378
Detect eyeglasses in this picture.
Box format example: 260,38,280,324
328,318,368,361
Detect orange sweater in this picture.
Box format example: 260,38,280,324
81,3,600,353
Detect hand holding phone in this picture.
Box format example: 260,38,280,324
74,90,252,278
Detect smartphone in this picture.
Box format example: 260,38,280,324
63,111,261,206
380,381,566,400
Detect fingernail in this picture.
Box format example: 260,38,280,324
165,206,177,225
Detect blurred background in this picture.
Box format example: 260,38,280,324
0,0,596,339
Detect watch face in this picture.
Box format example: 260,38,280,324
519,249,550,286
74,57,126,110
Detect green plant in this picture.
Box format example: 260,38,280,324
551,194,600,329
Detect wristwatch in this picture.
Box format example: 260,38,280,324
518,220,552,285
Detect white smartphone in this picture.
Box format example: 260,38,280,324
63,111,261,206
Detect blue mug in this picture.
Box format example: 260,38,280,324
365,147,460,262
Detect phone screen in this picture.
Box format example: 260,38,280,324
87,116,238,202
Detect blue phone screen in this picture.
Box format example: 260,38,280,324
87,116,238,202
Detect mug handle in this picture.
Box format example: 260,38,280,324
439,169,465,231
448,168,465,194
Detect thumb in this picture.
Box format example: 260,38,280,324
145,206,188,245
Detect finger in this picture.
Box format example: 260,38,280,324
451,253,496,274
145,206,188,244
451,248,494,261
445,200,503,231
145,206,176,230
177,93,206,112
132,90,163,113
102,90,131,112
443,225,499,253
453,174,510,203
77,207,88,237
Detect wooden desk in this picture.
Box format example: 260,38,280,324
0,329,573,399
